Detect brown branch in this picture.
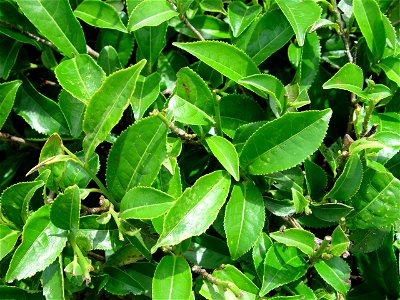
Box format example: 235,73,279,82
0,132,41,149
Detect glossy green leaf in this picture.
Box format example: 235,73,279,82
314,257,351,294
297,32,321,91
106,116,167,201
236,10,294,65
270,228,316,256
42,257,65,300
213,264,259,295
0,80,21,129
83,60,146,160
131,72,161,119
173,41,260,83
104,266,144,295
152,256,192,300
74,0,127,32
128,0,178,32
304,159,327,200
55,54,106,104
239,74,287,116
156,163,182,199
174,15,230,40
5,205,68,282
58,91,85,138
98,46,122,75
325,154,363,201
120,187,175,219
97,27,134,66
15,0,86,57
330,226,350,257
240,109,332,175
14,81,69,135
353,0,386,59
348,167,400,229
322,63,364,96
275,0,321,46
168,95,214,126
292,188,309,214
253,233,273,279
227,1,261,38
1,181,44,228
350,228,390,253
260,244,308,296
0,36,21,80
206,136,240,181
50,185,80,235
0,225,20,261
152,170,231,251
311,203,354,222
233,121,267,153
224,182,265,259
378,57,400,87
200,0,225,13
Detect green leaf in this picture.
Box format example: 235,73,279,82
106,116,167,201
297,32,321,92
240,109,332,175
330,226,350,257
353,0,386,59
173,41,260,83
174,15,230,40
1,181,44,228
224,182,265,259
5,205,68,282
200,0,225,13
314,257,351,294
325,154,363,201
275,0,321,46
311,203,354,222
152,256,192,300
55,54,106,105
97,27,134,66
322,63,364,96
14,81,69,135
0,36,22,80
0,225,20,261
15,0,86,57
58,91,85,138
253,233,273,279
213,264,259,295
260,244,308,296
120,187,175,219
348,167,400,229
98,46,122,75
292,188,309,214
83,60,146,160
74,0,127,32
270,228,316,256
152,170,231,251
239,74,287,116
206,136,240,181
50,185,80,235
350,228,390,253
0,80,21,129
104,266,144,295
128,0,178,32
131,72,161,119
378,57,400,87
0,287,44,300
227,1,261,38
42,257,65,300
168,95,215,126
304,159,327,200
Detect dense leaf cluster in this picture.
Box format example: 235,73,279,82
0,0,399,299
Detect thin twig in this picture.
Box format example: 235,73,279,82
331,1,353,63
0,132,41,149
87,251,105,261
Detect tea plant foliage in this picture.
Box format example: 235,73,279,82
0,0,399,299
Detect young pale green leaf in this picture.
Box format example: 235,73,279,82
199,281,240,299
253,233,273,279
152,256,192,300
311,203,354,222
224,182,265,259
378,57,400,87
0,225,20,261
322,63,364,96
292,188,309,214
213,264,259,295
304,159,327,201
239,74,287,116
236,10,294,65
98,46,122,75
330,226,350,257
50,185,80,235
260,244,308,296
15,0,86,57
42,257,65,300
74,0,127,32
120,187,175,219
0,80,21,129
275,0,321,46
83,59,146,160
270,228,316,256
325,154,363,201
0,37,22,80
348,167,400,229
5,205,68,282
353,0,386,59
314,257,351,295
131,72,161,119
106,116,167,201
128,0,178,32
227,1,261,38
135,22,167,68
173,41,260,83
14,81,69,135
1,181,44,229
55,54,106,104
206,136,240,181
168,95,215,126
152,170,231,252
58,91,85,137
240,109,332,175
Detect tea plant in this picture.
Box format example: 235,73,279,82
0,0,399,299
